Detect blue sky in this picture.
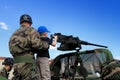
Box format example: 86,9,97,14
0,0,120,59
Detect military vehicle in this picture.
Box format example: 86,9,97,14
50,33,120,80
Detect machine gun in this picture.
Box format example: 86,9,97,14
52,33,108,51
51,33,108,80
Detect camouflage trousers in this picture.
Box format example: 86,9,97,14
12,63,38,80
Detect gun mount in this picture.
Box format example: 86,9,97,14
50,33,120,80
52,33,108,51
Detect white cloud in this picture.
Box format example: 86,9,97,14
0,22,8,30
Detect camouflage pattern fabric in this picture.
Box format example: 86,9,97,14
12,63,38,80
101,60,120,80
0,68,8,79
9,26,48,56
9,26,48,80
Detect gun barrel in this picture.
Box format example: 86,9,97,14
80,40,108,48
54,33,108,48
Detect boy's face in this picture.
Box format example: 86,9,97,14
5,65,12,72
41,32,48,37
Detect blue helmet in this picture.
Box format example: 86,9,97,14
38,26,50,33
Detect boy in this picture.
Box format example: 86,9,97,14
36,26,57,80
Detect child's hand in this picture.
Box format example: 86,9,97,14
54,35,58,41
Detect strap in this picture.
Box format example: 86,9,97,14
14,55,35,63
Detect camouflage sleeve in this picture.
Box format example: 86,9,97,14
0,68,7,78
29,27,49,50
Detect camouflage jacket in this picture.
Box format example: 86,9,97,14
9,26,49,57
101,60,120,80
0,68,8,79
